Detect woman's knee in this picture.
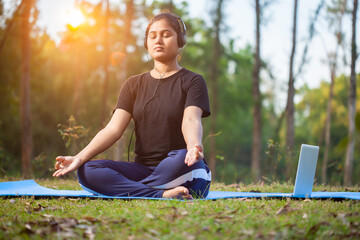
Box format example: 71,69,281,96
187,178,211,198
77,161,91,185
77,160,109,185
185,163,211,198
77,160,124,195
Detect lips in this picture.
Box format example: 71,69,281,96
154,46,164,52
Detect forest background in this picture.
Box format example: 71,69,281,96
0,0,359,186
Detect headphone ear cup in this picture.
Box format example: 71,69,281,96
178,33,186,48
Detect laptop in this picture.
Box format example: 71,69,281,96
293,144,320,198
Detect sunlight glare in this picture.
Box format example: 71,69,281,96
66,9,85,28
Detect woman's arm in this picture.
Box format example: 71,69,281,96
182,106,204,166
53,109,132,177
74,109,132,162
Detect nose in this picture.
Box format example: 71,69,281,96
155,35,163,45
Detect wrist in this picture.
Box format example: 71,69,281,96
187,144,203,152
74,155,86,164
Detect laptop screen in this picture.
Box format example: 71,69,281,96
293,144,319,197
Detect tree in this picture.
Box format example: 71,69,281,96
274,0,324,150
113,0,134,161
285,0,298,178
344,0,358,186
295,1,325,150
0,1,24,54
20,0,35,178
251,0,262,182
296,73,360,184
100,0,110,127
208,0,224,177
322,0,347,184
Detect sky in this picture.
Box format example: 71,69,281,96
2,0,359,106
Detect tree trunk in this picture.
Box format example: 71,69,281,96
114,0,134,161
322,0,347,184
73,46,84,118
322,70,335,184
251,0,262,183
0,1,25,54
209,0,224,178
344,0,358,186
285,0,298,178
100,0,110,127
20,0,34,178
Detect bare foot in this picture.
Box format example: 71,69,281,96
162,186,193,200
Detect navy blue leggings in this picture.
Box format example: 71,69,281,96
77,149,211,198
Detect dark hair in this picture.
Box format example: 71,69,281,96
144,12,186,49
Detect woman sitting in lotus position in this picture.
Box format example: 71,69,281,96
53,12,211,199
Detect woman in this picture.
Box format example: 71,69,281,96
53,12,211,199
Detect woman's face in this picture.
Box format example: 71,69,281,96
146,18,180,63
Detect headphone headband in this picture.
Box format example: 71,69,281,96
174,14,186,34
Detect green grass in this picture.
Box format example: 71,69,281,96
1,178,360,239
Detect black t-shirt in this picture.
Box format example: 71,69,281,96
115,68,210,166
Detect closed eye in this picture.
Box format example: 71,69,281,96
148,30,174,39
148,33,156,39
162,31,172,37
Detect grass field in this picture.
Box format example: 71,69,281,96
1,178,360,239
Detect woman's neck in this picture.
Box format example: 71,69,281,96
151,60,182,79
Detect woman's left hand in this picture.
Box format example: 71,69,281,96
53,156,83,177
185,145,204,166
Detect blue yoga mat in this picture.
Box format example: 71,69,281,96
1,180,359,200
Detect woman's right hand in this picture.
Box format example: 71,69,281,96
53,156,83,177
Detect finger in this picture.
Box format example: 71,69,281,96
54,161,61,170
185,152,192,164
185,194,193,200
59,169,70,176
194,150,199,158
187,158,195,166
56,157,65,166
55,156,64,170
56,162,67,170
190,153,202,166
185,155,191,166
195,148,204,160
190,152,199,165
53,169,63,177
186,156,193,165
61,162,79,175
54,168,70,177
183,190,193,200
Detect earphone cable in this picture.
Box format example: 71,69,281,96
127,68,167,162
